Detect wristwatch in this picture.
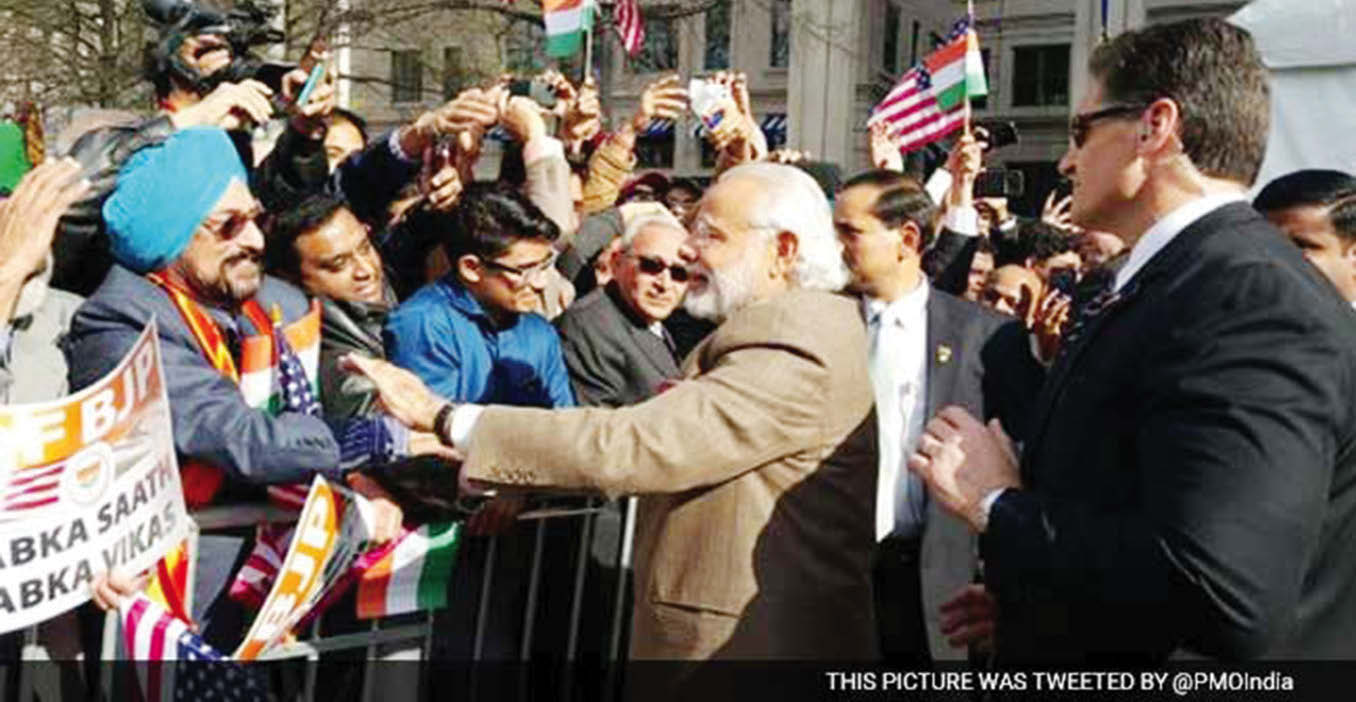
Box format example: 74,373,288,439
433,401,458,447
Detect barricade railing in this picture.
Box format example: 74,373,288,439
12,493,641,702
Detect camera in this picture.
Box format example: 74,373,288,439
973,168,1025,199
143,1,289,96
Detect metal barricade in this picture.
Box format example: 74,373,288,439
7,494,641,702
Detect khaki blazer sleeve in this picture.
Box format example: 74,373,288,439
463,319,831,498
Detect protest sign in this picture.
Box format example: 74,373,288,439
0,320,189,634
233,475,372,660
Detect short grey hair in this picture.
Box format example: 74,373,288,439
619,212,686,253
717,162,850,292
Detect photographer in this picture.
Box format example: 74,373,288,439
53,0,339,296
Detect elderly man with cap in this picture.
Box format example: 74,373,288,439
63,127,442,644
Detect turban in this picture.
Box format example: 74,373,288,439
103,126,247,274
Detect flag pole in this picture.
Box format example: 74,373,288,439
963,0,975,137
583,24,593,84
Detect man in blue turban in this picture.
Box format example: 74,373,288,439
63,127,440,647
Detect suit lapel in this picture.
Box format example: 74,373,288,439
625,320,681,378
605,285,681,378
1020,203,1252,473
924,295,960,419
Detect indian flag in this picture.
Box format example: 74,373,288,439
923,19,988,112
356,522,463,619
238,301,321,413
544,0,596,58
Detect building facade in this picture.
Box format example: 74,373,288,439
336,0,1245,201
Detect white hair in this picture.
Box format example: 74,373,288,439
716,162,850,292
619,212,686,252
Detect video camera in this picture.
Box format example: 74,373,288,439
142,0,291,97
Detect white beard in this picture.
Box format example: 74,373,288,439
683,254,760,323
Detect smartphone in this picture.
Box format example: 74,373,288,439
294,62,327,107
688,78,731,130
973,168,1025,198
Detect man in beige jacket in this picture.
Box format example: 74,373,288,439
348,163,879,662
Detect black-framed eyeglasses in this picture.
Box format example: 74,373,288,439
479,253,557,282
1068,104,1146,148
634,255,689,282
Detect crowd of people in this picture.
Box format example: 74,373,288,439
3,2,1356,698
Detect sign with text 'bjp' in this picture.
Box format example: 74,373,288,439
0,321,189,634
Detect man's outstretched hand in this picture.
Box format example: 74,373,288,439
340,354,444,433
907,406,1020,532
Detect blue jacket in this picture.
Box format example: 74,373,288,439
63,265,340,487
384,276,575,408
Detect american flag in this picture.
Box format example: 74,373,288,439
236,330,318,612
615,0,645,55
119,593,267,701
868,16,974,153
1,461,63,517
267,330,319,510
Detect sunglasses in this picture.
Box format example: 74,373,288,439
634,255,689,282
1068,104,1146,148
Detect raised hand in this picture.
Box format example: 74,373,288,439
1042,190,1075,231
562,76,603,147
869,121,904,172
0,158,90,319
281,49,338,138
170,80,275,131
1032,289,1073,363
632,74,688,132
499,95,550,144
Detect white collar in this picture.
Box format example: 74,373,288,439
863,276,930,326
1113,193,1247,292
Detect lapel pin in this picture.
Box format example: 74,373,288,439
936,345,952,364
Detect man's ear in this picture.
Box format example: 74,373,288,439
898,222,922,259
457,254,483,285
1140,97,1182,154
774,230,799,278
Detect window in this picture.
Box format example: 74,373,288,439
883,3,901,75
1011,44,1070,107
637,132,675,169
704,0,731,70
390,50,422,104
972,48,991,110
770,0,791,68
633,12,678,73
443,47,465,101
505,20,545,74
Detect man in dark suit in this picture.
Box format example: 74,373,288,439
557,213,688,407
910,18,1356,662
834,170,1042,663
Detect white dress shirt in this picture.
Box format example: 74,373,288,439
864,278,932,542
1113,193,1248,293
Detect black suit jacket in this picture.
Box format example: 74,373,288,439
556,284,682,408
983,202,1356,662
881,290,1044,659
